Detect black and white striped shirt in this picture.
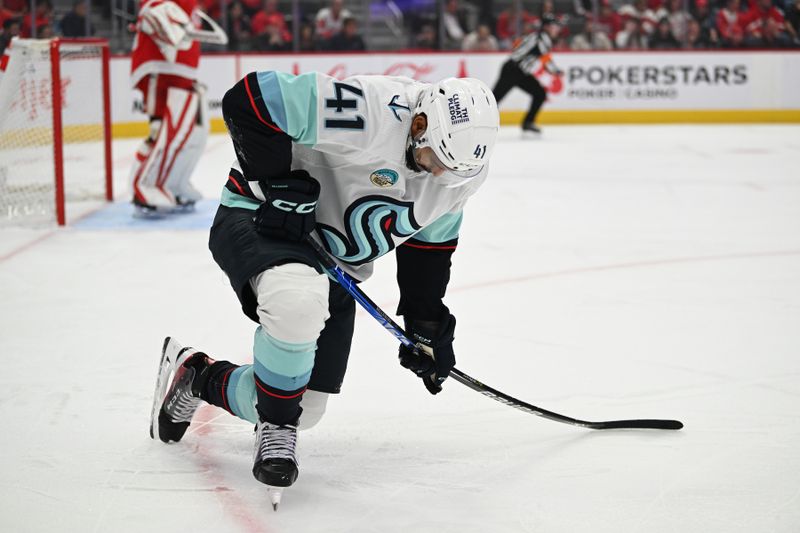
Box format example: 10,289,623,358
509,32,559,74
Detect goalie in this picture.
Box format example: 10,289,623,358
129,0,227,214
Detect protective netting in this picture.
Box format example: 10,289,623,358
0,39,109,226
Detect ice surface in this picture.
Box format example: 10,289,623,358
1,125,799,533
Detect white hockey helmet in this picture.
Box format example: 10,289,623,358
412,77,500,178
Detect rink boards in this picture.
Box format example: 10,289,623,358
104,50,800,136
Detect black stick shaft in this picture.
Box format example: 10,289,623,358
306,235,683,431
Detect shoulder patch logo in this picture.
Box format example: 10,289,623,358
388,95,410,122
370,168,399,188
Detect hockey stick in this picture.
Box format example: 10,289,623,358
306,235,683,431
186,10,229,45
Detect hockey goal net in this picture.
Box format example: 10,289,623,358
0,38,112,227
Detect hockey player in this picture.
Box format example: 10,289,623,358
492,14,563,136
129,0,223,213
149,72,499,507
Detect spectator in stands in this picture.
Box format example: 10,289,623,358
570,15,614,49
691,0,711,27
650,16,681,46
619,0,663,34
685,16,710,46
21,0,51,38
616,15,649,47
475,0,497,34
0,17,21,55
667,0,691,41
741,0,793,46
240,0,263,17
723,22,746,46
691,0,720,46
299,22,318,51
596,0,623,40
717,0,743,45
226,1,254,51
0,0,24,24
37,21,53,39
197,0,221,21
441,0,467,49
574,0,593,17
60,1,93,38
252,0,292,51
326,16,365,50
316,0,351,41
0,2,19,29
413,23,438,49
462,22,499,50
788,0,800,43
496,3,534,48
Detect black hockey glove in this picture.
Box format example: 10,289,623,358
398,312,456,395
254,170,320,242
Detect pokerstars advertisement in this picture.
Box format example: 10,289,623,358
527,51,800,110
108,51,800,126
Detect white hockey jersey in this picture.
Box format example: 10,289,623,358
221,71,490,281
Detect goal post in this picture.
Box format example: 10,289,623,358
0,37,113,227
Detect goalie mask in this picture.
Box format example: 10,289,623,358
409,77,499,179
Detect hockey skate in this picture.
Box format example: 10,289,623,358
149,337,211,443
173,183,202,212
253,418,299,510
522,122,542,137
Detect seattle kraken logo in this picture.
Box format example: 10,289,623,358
318,196,420,266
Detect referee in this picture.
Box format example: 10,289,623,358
493,14,563,135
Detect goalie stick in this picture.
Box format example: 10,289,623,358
306,235,683,431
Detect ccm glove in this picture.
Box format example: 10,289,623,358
255,170,321,241
398,312,456,395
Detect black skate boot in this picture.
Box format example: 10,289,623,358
149,337,211,443
522,122,542,135
252,418,299,487
253,418,299,510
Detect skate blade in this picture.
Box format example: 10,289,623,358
149,337,183,441
173,201,198,213
268,488,283,511
133,204,193,219
133,205,171,219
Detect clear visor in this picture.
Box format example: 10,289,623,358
412,134,484,179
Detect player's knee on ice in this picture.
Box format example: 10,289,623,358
298,390,329,430
250,263,330,344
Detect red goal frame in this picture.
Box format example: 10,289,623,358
50,38,113,226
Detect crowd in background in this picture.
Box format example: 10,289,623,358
1,0,799,56
1,0,94,54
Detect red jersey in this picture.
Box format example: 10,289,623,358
0,9,16,27
740,3,786,38
251,10,292,42
496,10,536,41
20,13,50,38
716,7,743,39
130,0,201,87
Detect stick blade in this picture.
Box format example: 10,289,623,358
591,419,684,430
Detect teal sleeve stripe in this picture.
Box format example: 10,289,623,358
256,71,318,145
254,360,313,391
253,326,317,378
226,366,258,424
413,211,463,243
255,71,288,131
220,187,261,210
